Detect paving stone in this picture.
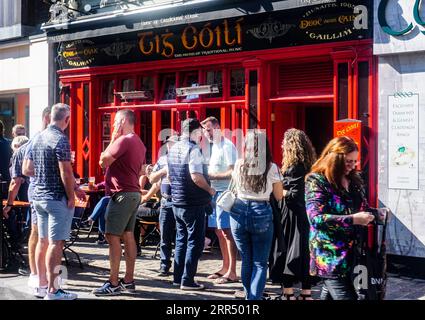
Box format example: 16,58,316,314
3,233,425,300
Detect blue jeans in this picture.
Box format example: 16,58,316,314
88,196,110,234
230,198,274,300
320,277,358,300
159,198,176,271
172,205,206,286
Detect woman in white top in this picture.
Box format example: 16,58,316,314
230,130,283,300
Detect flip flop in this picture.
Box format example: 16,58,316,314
215,277,238,284
207,272,224,279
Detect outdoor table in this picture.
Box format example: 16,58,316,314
2,200,30,208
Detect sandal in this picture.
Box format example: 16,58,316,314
274,293,296,300
207,272,224,280
215,277,238,284
297,293,313,300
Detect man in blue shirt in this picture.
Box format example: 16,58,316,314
23,103,85,300
146,134,179,276
167,118,216,290
21,106,52,293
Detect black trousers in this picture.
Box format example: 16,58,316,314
320,277,358,300
282,274,312,290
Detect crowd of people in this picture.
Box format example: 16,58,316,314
1,103,382,301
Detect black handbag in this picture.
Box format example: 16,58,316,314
351,211,388,300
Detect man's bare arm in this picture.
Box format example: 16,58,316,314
191,173,216,196
149,167,167,184
99,151,116,169
22,159,35,177
141,183,160,203
209,165,234,180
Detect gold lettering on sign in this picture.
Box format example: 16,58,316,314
162,32,174,58
139,32,154,55
181,25,198,50
223,19,234,45
137,18,244,58
300,18,323,29
338,15,356,24
199,23,214,48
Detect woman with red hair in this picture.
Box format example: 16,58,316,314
305,136,374,300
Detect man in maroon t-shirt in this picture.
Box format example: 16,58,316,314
94,109,146,296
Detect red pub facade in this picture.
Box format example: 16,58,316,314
49,0,377,203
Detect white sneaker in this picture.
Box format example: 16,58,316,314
33,286,48,298
43,289,78,300
28,274,39,289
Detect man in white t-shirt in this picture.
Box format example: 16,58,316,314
201,116,238,283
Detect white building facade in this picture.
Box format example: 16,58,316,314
374,0,425,258
0,1,51,138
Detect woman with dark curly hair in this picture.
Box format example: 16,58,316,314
271,128,317,300
305,136,374,300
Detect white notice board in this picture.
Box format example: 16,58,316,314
388,93,419,190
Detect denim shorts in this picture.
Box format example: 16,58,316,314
33,197,74,241
208,191,231,229
30,203,38,226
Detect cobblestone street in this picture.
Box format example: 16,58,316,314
2,233,425,300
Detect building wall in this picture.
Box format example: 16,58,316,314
377,54,425,257
0,43,30,90
375,0,425,258
28,36,51,137
0,36,51,137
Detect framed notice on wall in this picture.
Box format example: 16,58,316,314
388,93,419,190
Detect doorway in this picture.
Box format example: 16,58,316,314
304,105,333,156
271,103,333,164
139,111,152,164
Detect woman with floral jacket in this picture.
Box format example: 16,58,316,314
305,136,374,300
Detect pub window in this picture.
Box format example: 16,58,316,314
205,108,221,123
357,61,369,123
160,73,176,100
337,63,349,120
140,111,153,164
249,70,258,129
83,83,90,178
206,70,223,98
101,113,111,152
188,110,197,119
102,80,115,104
62,85,70,106
121,79,135,92
357,61,370,198
140,76,154,100
181,71,199,100
230,69,245,97
161,110,171,131
181,71,199,87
